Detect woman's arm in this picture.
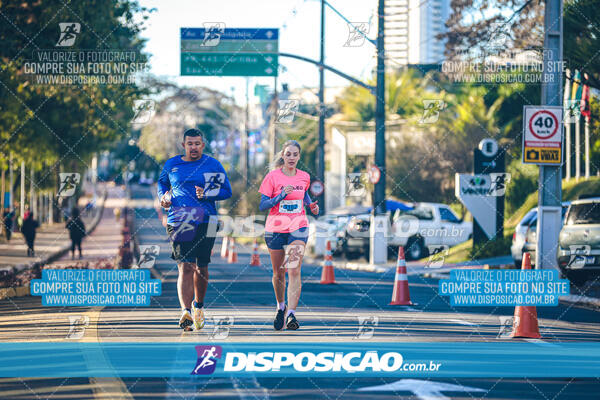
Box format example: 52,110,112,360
259,192,287,212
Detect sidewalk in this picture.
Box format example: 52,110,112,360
46,184,126,269
0,204,102,272
0,184,127,299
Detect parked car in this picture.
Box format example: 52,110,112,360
511,209,537,267
307,214,352,255
520,202,570,266
557,198,600,284
389,203,472,260
338,214,371,259
307,205,371,256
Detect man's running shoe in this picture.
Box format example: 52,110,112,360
192,303,205,330
286,313,299,330
274,305,287,330
179,309,193,331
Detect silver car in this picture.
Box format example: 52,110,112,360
519,202,570,267
511,209,537,267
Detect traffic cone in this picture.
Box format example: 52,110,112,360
320,240,336,284
390,246,413,305
250,239,261,266
227,237,238,263
221,236,229,259
510,252,541,339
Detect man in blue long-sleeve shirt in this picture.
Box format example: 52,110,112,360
157,128,232,331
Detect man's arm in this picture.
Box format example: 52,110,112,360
207,161,232,201
157,164,171,200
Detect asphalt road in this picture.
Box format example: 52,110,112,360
1,184,599,399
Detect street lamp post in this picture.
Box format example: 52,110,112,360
535,0,563,270
317,0,326,213
374,0,386,215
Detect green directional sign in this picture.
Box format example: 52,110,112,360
180,27,278,77
181,53,277,77
181,40,278,53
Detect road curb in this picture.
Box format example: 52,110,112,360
304,255,392,273
558,294,600,310
0,189,107,301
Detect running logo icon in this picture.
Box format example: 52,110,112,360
192,345,222,375
346,173,366,197
56,23,80,47
201,22,225,47
420,100,445,124
283,244,304,269
169,208,202,242
497,316,519,339
564,100,582,123
57,173,81,198
487,173,511,197
568,245,590,269
210,317,234,339
138,245,160,269
344,22,370,47
276,100,299,124
426,245,449,268
66,315,89,339
203,173,225,197
355,316,378,339
132,100,156,125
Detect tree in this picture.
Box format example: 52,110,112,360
0,0,151,188
564,0,600,90
442,0,544,60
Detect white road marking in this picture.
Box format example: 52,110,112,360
358,379,486,400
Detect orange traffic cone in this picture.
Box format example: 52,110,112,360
390,246,412,305
250,239,261,266
227,237,238,263
510,252,541,339
221,236,229,259
320,240,336,284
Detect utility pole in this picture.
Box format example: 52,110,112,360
369,0,387,265
374,0,386,215
564,69,571,181
535,0,563,270
317,0,326,212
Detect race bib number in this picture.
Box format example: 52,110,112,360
279,199,301,214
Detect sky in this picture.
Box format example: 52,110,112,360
138,0,377,105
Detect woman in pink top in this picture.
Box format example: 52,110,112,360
258,140,318,331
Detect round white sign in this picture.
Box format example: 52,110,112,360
478,138,498,158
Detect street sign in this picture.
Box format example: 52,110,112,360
479,138,498,158
181,53,277,76
368,165,381,184
180,27,278,77
522,106,563,165
310,180,324,197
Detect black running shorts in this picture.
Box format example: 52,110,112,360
166,222,217,266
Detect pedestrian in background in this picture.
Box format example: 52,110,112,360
3,208,15,241
66,207,86,259
21,210,39,257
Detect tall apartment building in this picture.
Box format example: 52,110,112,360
383,0,450,67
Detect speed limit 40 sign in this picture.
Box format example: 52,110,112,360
522,106,563,165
